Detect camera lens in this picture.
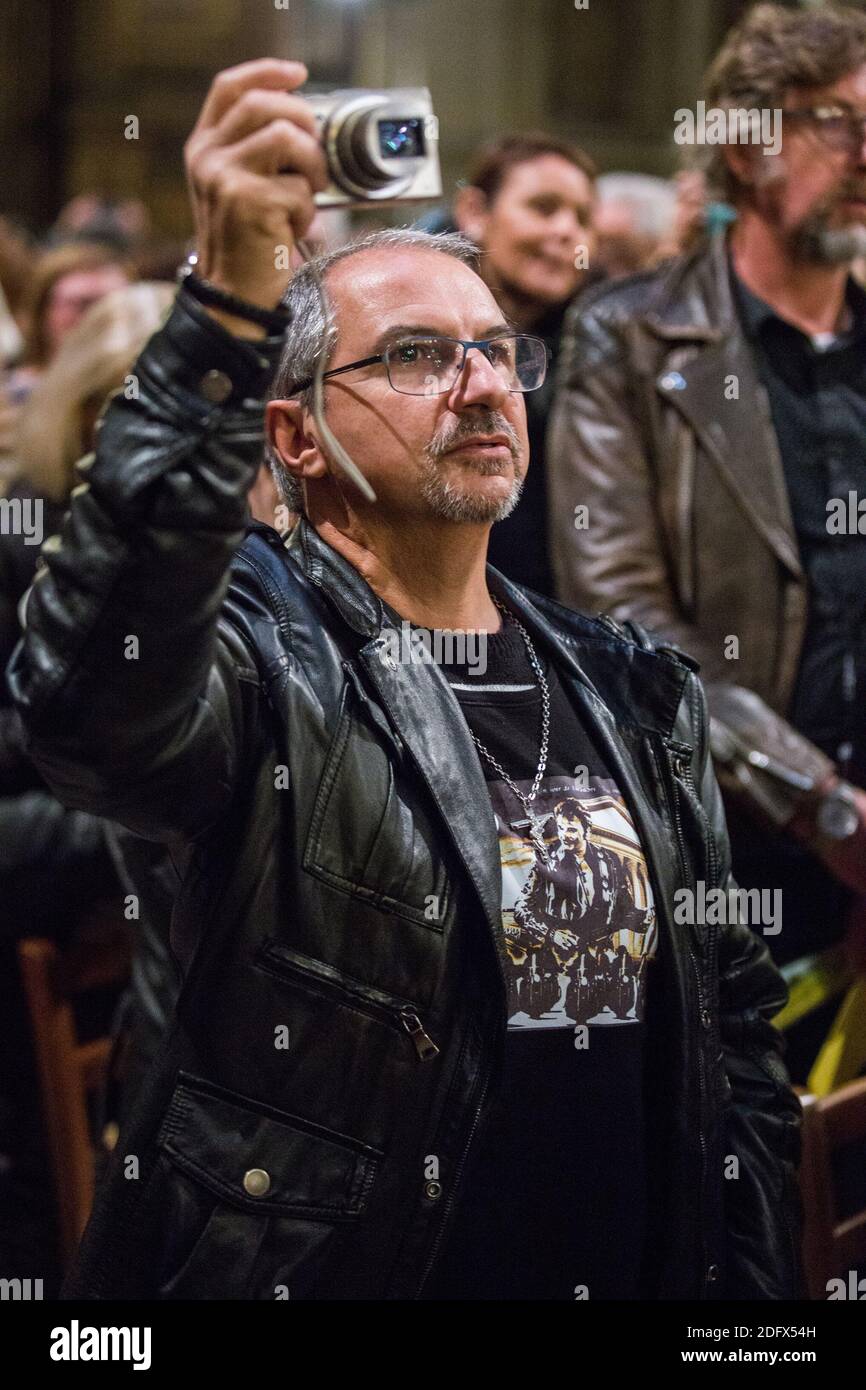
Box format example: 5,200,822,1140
378,118,425,161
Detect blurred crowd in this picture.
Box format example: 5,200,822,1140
3,0,866,1292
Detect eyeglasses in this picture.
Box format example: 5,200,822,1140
290,333,549,397
783,104,866,156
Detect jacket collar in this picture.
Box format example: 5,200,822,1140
288,516,687,738
286,517,690,973
637,232,803,579
640,229,736,341
288,513,385,636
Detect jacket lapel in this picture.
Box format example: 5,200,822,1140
645,234,803,580
289,519,504,950
359,637,505,947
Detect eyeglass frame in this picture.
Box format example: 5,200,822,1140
287,332,550,397
782,102,866,154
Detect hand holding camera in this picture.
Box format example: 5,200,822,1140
183,59,329,327
183,60,442,337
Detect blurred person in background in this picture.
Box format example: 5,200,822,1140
592,172,678,278
5,241,132,406
0,280,175,1283
548,1,866,1081
47,193,197,288
49,194,152,256
0,217,35,475
449,132,599,595
0,217,34,366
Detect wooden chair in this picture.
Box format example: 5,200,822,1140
17,916,132,1268
797,1077,866,1298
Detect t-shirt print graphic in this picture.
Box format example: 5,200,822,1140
489,774,658,1031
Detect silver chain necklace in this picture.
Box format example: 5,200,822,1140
469,596,554,866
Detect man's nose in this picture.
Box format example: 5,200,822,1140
447,347,510,410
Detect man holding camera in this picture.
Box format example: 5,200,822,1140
9,59,800,1301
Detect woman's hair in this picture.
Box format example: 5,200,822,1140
15,280,176,503
22,240,133,366
465,132,597,204
0,216,34,322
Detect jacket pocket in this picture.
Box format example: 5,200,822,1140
159,1071,382,1218
154,1072,383,1298
255,938,440,1061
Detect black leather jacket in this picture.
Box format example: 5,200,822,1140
7,289,802,1301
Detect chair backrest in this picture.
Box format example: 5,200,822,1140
798,1077,866,1299
17,923,131,1268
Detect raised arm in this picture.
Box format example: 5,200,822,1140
7,59,327,841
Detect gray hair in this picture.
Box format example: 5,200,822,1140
596,173,677,240
267,228,479,511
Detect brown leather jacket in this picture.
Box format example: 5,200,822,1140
547,231,834,824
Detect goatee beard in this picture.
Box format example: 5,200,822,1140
418,414,526,524
790,214,866,266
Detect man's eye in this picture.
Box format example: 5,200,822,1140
394,340,442,366
487,340,514,366
394,342,421,364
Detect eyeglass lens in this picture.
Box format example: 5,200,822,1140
384,336,545,395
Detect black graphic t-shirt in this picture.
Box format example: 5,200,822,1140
420,609,658,1301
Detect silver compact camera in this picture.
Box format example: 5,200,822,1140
306,87,442,207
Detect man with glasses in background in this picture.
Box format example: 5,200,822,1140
549,2,866,1083
10,58,800,1300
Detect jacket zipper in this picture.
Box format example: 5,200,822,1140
256,939,439,1061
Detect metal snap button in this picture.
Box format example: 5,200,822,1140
200,368,233,404
425,1180,443,1200
378,643,398,671
243,1167,271,1197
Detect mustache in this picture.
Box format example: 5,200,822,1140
426,411,523,462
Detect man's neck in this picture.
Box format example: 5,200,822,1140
313,514,502,632
730,213,851,336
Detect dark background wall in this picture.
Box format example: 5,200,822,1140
0,0,795,237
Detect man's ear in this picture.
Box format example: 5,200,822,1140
265,398,329,486
453,183,489,244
